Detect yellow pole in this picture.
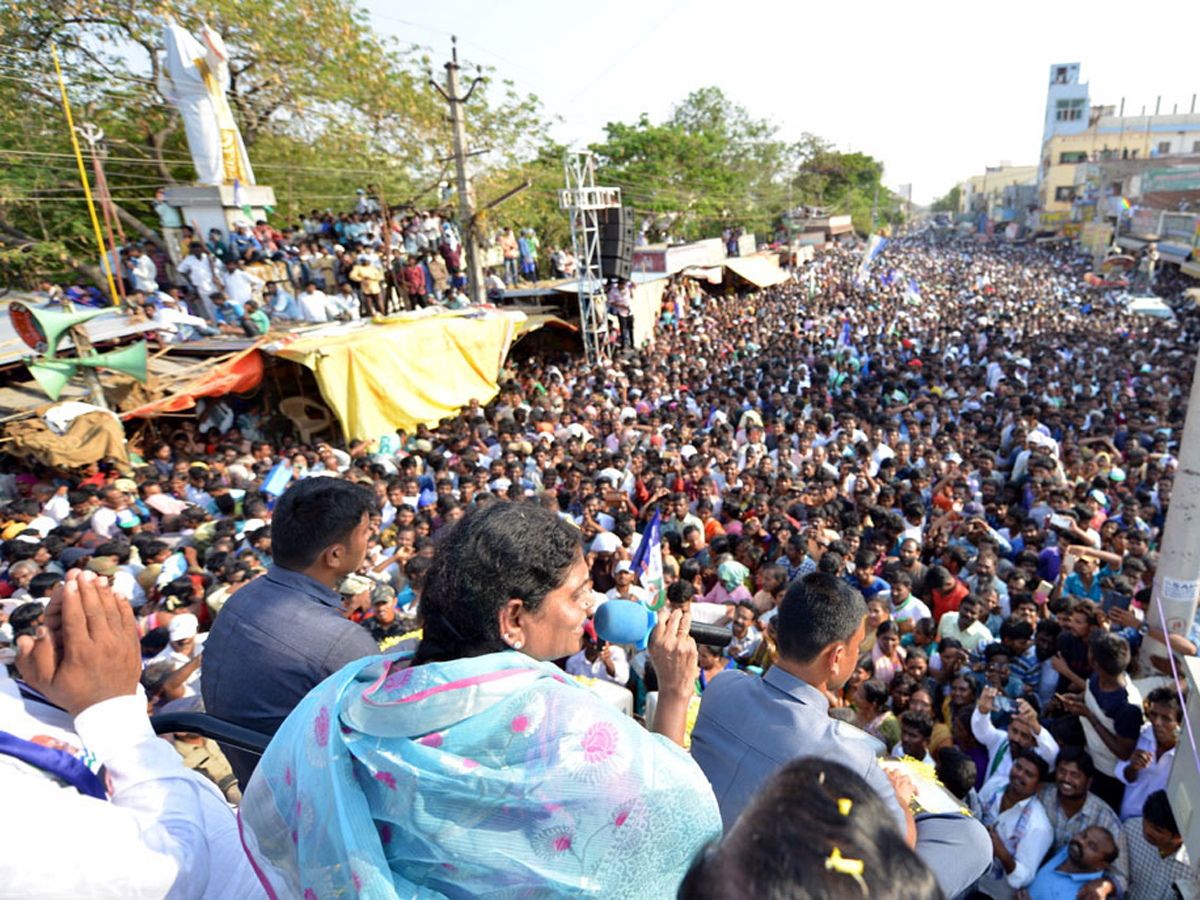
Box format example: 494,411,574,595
50,43,120,306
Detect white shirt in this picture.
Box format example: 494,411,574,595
973,705,1060,801
0,677,260,900
90,506,119,540
176,255,222,296
728,626,762,660
978,789,1053,894
222,269,264,309
605,585,650,606
26,514,58,536
1083,677,1142,778
42,491,70,524
891,595,932,623
129,254,159,293
565,645,630,686
298,289,333,322
330,292,360,320
109,569,139,607
152,305,210,342
1114,722,1175,821
149,633,208,697
890,743,934,765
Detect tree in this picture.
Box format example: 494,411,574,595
930,186,961,214
591,88,799,242
792,143,891,233
0,0,553,287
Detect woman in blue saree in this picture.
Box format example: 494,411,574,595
241,502,720,899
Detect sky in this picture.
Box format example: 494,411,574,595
364,0,1200,205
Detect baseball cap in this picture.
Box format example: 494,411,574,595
591,532,621,554
59,547,91,568
168,613,199,641
615,561,633,574
86,557,118,577
371,584,397,606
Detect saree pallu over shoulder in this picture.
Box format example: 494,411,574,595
241,650,721,900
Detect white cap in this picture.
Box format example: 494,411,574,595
168,613,199,641
615,561,633,574
591,532,622,554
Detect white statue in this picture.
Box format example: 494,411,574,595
157,19,256,187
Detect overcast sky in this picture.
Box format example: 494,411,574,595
366,0,1200,205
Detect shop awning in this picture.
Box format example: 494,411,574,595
272,309,524,440
681,266,725,284
724,255,789,288
119,342,267,420
1158,247,1193,265
515,313,578,339
1182,261,1200,280
1116,236,1146,252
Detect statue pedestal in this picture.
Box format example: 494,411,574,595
161,184,278,240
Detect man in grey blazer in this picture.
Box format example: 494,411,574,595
691,572,991,899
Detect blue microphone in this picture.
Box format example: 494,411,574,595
593,600,733,649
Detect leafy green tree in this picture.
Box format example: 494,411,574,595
0,0,551,288
591,88,799,242
930,186,961,213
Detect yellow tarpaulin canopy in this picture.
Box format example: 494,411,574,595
273,309,524,440
515,313,579,338
724,254,788,288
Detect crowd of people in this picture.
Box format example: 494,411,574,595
2,229,1198,899
54,190,570,345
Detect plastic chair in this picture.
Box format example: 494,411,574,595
279,395,334,444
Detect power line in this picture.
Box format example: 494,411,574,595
0,148,419,179
0,72,180,110
1,193,378,204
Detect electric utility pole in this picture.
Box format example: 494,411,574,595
430,37,485,305
1149,348,1200,645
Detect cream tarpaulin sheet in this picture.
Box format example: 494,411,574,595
724,254,789,288
631,277,667,348
5,409,129,468
272,309,524,440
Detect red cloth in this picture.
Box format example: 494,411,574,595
403,264,425,296
931,579,969,623
120,343,266,420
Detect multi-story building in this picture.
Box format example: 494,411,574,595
1042,114,1200,213
1037,63,1200,215
957,164,1039,228
1066,156,1200,274
1042,64,1092,154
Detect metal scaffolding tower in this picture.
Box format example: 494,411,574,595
559,152,621,364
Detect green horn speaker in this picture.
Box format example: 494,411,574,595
9,301,113,359
25,359,77,401
72,341,149,384
24,341,148,402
